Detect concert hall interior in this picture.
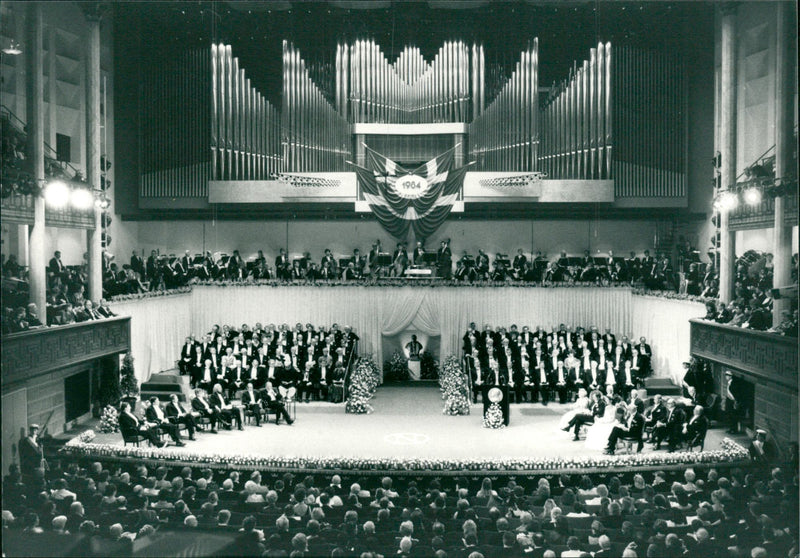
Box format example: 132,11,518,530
1,1,798,557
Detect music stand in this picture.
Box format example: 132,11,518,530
376,253,392,267
422,252,438,265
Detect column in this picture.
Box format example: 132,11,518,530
718,4,737,303
772,1,795,322
85,10,103,302
17,224,29,268
26,2,46,319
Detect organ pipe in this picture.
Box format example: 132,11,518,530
210,43,282,180
467,41,539,172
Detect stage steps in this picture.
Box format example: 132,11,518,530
140,369,193,403
644,377,682,397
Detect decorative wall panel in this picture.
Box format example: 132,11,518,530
1,317,130,388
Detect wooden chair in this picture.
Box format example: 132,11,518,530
616,432,644,454
121,428,148,447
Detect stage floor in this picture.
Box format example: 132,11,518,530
89,385,735,464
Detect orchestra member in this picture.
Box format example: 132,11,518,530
392,242,409,277
275,248,290,280
512,249,527,280
437,239,452,279
475,250,490,280
412,241,426,266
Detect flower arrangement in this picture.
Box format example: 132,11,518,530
631,288,713,304
109,286,191,302
76,430,96,443
346,355,380,414
383,351,410,382
439,355,470,416
483,402,505,429
420,351,439,380
98,406,119,434
60,438,751,474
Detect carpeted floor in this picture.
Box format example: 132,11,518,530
90,385,734,462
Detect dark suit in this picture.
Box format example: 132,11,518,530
145,404,182,443
240,389,263,426
165,400,196,438
261,388,293,424
179,343,196,376
654,406,686,451
119,411,162,446
191,396,219,430
437,244,452,279
685,414,709,449
607,411,645,453
210,392,242,430
19,435,43,474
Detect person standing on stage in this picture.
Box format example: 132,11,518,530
19,424,45,478
405,335,423,361
437,239,452,279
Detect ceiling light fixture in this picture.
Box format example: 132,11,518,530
2,41,22,55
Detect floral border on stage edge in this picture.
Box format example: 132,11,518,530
109,281,714,303
61,436,750,474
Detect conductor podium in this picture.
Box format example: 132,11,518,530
481,385,510,426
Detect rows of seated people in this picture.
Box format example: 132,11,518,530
1,296,117,335
3,454,797,558
118,382,296,452
178,323,359,401
462,324,653,405
700,259,798,336
118,243,679,290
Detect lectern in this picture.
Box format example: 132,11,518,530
481,385,510,426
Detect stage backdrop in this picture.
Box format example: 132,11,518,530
115,286,705,386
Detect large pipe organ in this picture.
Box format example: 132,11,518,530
468,41,539,172
336,39,474,124
282,42,350,172
211,44,282,181
137,38,687,204
539,43,686,198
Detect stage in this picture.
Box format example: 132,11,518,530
66,385,750,474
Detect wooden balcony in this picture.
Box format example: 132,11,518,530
1,192,95,228
1,316,131,389
690,318,798,445
729,191,798,231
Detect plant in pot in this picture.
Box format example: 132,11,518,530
119,352,140,411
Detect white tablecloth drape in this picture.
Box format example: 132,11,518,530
118,286,705,384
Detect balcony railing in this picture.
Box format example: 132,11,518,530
1,317,131,389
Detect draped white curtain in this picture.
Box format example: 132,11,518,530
631,295,707,385
190,285,632,378
118,286,702,384
112,293,193,382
